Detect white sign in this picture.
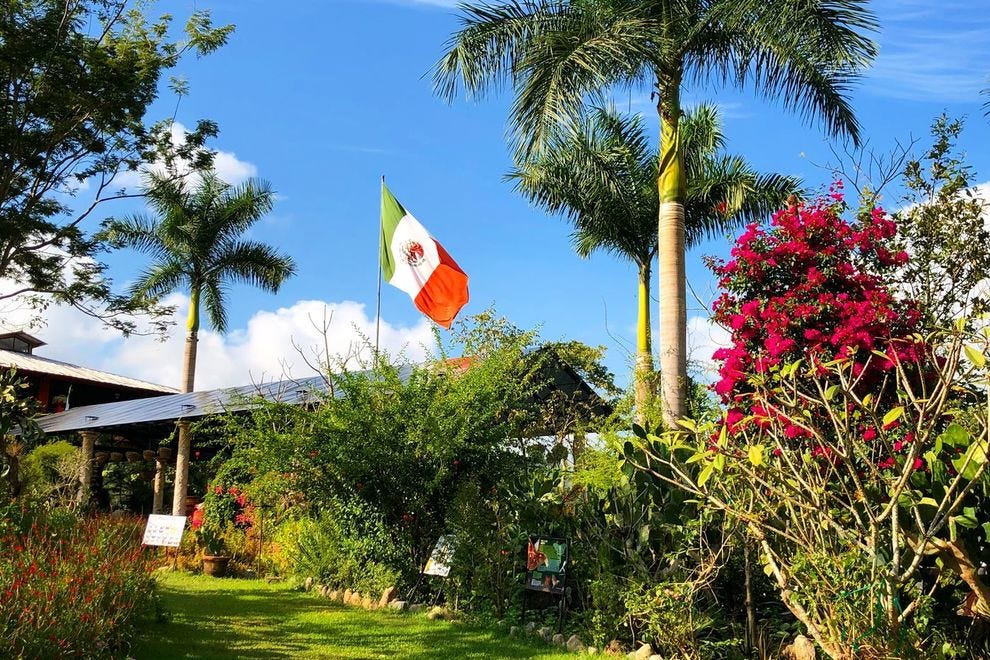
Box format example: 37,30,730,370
142,514,187,548
423,535,454,577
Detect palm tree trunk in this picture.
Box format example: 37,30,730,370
171,286,200,516
657,81,687,428
634,262,654,425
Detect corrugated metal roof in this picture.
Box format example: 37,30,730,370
33,354,611,436
35,374,337,434
0,349,177,394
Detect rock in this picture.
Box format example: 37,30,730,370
427,606,446,621
586,647,598,656
387,600,408,612
604,639,623,656
379,585,399,608
361,596,374,610
265,575,284,583
343,589,353,603
648,656,663,660
409,603,427,614
634,644,654,660
303,577,314,592
509,626,520,637
537,627,552,642
524,621,537,633
552,634,566,646
566,635,585,653
328,590,339,602
783,635,816,660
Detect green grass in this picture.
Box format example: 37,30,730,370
130,572,575,659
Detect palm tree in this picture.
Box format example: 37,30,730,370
436,0,876,427
104,170,296,515
510,103,799,422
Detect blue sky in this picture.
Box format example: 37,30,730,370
13,0,990,390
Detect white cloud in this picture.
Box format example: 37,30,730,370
687,315,730,382
3,295,437,391
110,122,257,192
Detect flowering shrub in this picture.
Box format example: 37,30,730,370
195,483,255,558
0,509,158,658
710,185,918,405
627,192,990,658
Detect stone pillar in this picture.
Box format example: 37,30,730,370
171,421,191,516
78,431,98,506
152,454,165,514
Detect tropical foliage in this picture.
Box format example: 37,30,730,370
509,103,799,419
102,168,296,514
0,0,231,334
436,0,877,426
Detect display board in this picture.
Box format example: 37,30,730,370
524,537,567,594
142,514,187,548
423,535,455,577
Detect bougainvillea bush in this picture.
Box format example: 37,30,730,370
0,509,158,658
629,192,990,658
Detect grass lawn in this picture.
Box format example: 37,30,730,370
130,572,576,659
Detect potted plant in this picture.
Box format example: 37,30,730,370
199,522,231,577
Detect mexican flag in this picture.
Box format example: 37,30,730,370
380,183,469,329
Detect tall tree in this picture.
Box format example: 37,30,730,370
510,104,799,421
0,0,232,333
436,0,876,426
103,170,296,514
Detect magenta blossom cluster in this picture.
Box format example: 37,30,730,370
708,188,923,449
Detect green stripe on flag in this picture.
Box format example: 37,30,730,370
380,183,406,282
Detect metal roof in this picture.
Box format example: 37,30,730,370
0,349,177,394
35,374,335,434
34,352,611,436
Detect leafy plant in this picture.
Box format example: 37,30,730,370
629,193,990,657
0,510,158,658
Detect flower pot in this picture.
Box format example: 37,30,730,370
202,555,231,577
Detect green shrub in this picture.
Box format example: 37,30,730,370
289,501,404,595
20,441,80,506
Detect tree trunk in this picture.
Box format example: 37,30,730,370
657,81,687,428
744,539,756,654
78,431,97,508
634,262,654,425
171,288,200,516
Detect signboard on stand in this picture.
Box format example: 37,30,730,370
142,515,187,548
524,537,568,595
423,535,455,577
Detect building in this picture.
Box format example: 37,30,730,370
0,330,177,412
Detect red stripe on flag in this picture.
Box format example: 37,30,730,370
413,240,469,329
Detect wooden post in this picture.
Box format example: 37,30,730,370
152,454,165,514
78,431,97,506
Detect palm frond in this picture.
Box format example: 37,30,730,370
210,240,297,294
686,0,877,144
433,0,568,102
202,279,229,334
685,155,800,246
127,259,186,302
508,105,656,265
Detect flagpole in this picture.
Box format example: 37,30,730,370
375,175,384,360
